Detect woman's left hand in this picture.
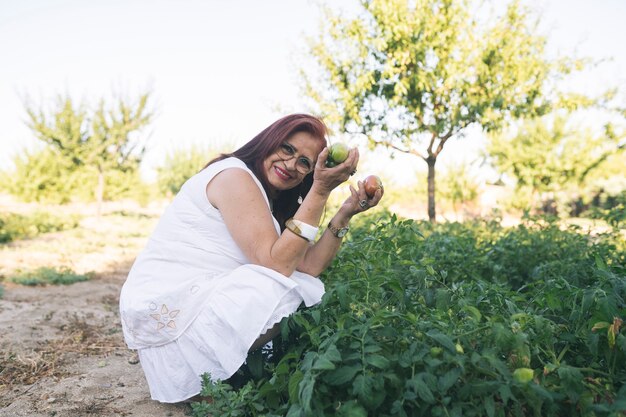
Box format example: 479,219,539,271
340,179,384,217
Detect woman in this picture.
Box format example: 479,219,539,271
119,114,384,403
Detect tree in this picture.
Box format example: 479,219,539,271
25,93,153,214
486,113,626,213
302,0,588,221
156,145,223,197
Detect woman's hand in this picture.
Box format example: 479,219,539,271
339,178,384,217
310,147,360,196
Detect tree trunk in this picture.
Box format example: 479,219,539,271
427,156,436,222
96,167,105,218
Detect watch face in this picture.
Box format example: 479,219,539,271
337,228,348,237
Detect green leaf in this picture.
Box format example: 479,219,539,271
364,344,382,353
406,374,435,404
353,374,375,401
324,344,342,363
325,365,361,386
498,384,514,405
286,404,305,417
312,356,336,371
366,354,390,369
288,370,304,403
311,309,321,325
298,374,316,413
463,305,482,322
427,330,457,353
246,350,264,380
438,368,462,393
484,395,495,417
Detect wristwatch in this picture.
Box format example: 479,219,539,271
327,221,349,238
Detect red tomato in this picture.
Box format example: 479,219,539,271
364,175,383,198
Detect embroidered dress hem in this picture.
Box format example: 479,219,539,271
134,266,324,403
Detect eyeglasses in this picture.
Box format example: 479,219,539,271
275,142,314,175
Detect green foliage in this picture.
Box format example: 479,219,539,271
487,114,626,215
0,147,152,204
156,145,221,197
26,93,152,172
1,147,84,204
6,267,92,286
303,0,589,221
22,92,153,209
193,214,626,417
0,211,81,243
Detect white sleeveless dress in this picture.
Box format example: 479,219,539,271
119,157,325,403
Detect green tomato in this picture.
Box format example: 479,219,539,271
326,142,350,167
430,347,443,357
512,368,534,384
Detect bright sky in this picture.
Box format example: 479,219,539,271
1,0,625,185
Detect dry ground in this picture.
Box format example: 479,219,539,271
0,198,192,417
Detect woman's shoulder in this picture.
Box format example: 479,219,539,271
207,157,248,172
186,157,250,186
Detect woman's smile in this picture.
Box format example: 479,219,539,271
273,165,294,181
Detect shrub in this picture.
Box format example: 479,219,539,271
0,147,152,204
0,211,81,243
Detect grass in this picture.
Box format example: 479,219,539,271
6,266,92,286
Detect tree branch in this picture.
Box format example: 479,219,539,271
578,142,626,184
434,131,453,157
372,137,427,160
426,131,437,156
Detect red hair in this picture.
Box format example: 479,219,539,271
206,114,328,228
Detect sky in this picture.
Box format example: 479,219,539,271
1,0,625,186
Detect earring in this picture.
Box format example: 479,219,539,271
297,195,303,205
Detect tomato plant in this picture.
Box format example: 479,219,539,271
193,213,626,417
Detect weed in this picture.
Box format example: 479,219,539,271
0,349,66,405
57,312,123,354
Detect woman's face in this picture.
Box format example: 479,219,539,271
263,131,325,196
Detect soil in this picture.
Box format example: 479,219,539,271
0,198,196,417
0,269,194,417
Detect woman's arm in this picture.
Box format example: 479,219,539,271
207,148,358,277
296,181,384,276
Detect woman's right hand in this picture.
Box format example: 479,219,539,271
311,147,360,196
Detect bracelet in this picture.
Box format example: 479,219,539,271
285,218,319,242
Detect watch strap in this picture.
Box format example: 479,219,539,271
327,220,349,238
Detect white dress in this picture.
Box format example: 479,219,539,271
119,157,325,403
